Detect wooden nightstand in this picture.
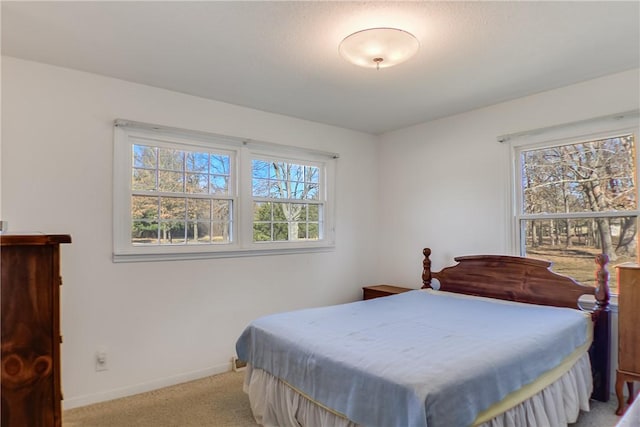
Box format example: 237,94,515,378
362,284,414,300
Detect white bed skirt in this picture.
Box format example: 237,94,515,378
243,352,593,427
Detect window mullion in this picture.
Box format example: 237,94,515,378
238,145,253,248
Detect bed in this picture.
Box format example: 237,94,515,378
235,248,611,427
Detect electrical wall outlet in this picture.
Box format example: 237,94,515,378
95,347,108,371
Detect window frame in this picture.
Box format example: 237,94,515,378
248,154,326,244
506,112,640,295
113,120,336,262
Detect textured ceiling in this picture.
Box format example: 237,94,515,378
2,1,639,134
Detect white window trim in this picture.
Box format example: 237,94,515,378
113,120,337,262
504,110,640,257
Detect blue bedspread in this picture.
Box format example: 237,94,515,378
235,290,591,427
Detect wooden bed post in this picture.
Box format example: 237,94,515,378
590,253,611,402
421,248,432,289
594,253,611,314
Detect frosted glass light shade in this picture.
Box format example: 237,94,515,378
339,27,419,69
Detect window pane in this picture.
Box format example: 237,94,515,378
254,202,271,221
522,216,637,292
285,203,304,221
159,221,186,244
289,164,304,181
211,222,231,243
270,181,287,198
158,148,184,171
160,197,186,220
252,160,270,178
158,170,184,192
305,166,319,183
297,204,308,220
273,222,288,241
271,162,285,179
308,223,319,239
273,202,287,221
132,220,158,244
253,223,271,242
308,204,319,221
521,135,636,214
187,198,210,220
133,145,157,168
185,173,209,194
132,168,156,191
186,222,211,244
211,155,230,176
289,181,305,199
210,175,229,194
297,223,307,239
252,178,269,197
304,184,319,200
212,200,231,222
132,196,158,220
186,152,209,172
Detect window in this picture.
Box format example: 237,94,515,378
252,158,322,242
131,144,234,246
511,119,639,293
114,120,336,261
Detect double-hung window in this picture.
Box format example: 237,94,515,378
251,157,323,243
509,112,640,293
113,120,336,261
130,143,234,245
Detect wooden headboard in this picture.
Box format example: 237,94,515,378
420,248,610,317
420,247,612,402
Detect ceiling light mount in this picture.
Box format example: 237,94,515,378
339,27,419,70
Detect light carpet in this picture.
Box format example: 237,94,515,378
63,371,623,427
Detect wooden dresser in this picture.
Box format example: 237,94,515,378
615,263,640,415
362,284,413,300
1,234,71,427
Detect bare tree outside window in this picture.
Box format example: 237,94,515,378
519,135,637,291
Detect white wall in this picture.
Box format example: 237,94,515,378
1,57,379,408
377,68,640,283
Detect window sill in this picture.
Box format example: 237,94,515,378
112,245,335,263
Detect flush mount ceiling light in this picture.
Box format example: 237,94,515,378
339,27,419,70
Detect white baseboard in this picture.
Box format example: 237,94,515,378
62,363,231,410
